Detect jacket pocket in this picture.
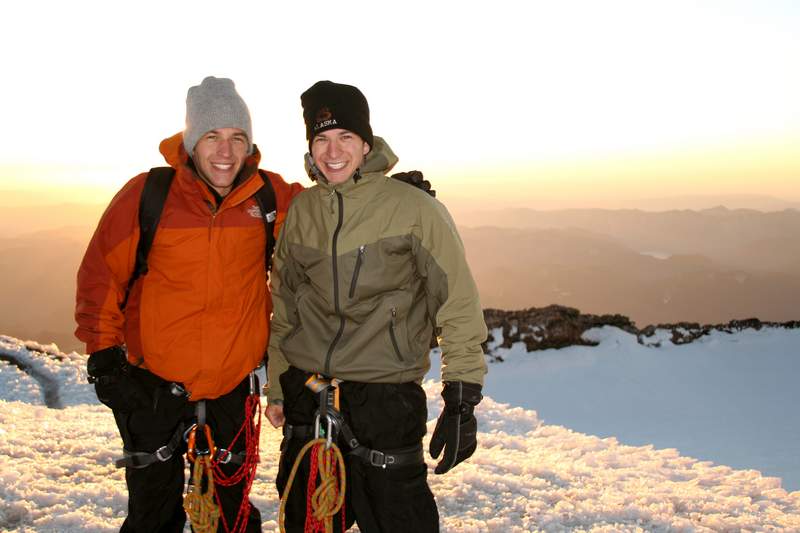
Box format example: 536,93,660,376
348,245,366,299
389,307,405,363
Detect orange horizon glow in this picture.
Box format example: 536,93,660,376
1,2,798,212
7,127,799,211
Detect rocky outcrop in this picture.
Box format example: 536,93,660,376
638,318,800,346
482,305,799,357
482,305,636,358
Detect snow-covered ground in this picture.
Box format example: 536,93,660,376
2,332,799,532
433,326,800,493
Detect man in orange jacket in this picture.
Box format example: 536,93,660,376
75,76,303,532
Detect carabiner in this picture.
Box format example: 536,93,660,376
248,371,256,396
313,413,338,450
185,424,216,462
314,413,323,440
325,414,335,449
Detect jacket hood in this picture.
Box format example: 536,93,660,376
361,136,398,175
159,131,262,170
304,135,398,186
159,132,189,168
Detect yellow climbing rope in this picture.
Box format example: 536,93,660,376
184,454,221,533
279,438,347,533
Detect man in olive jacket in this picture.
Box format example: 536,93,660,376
265,80,487,532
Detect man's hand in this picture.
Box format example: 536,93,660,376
429,381,482,474
266,403,286,428
87,345,149,412
390,170,435,197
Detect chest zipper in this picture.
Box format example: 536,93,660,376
324,191,346,376
348,245,366,299
206,201,217,241
389,307,405,362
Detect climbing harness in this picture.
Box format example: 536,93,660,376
279,374,426,532
279,375,347,533
115,420,185,469
182,371,262,533
114,380,189,469
282,376,425,471
114,372,261,533
207,372,262,533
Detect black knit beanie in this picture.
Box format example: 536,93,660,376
301,81,374,150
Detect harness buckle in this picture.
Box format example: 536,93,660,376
154,445,172,462
217,448,233,464
369,450,389,469
169,382,189,398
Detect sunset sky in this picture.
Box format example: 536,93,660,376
1,0,798,210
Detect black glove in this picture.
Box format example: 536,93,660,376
429,381,482,474
390,170,436,197
87,346,149,412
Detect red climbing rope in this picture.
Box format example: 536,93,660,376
211,392,262,533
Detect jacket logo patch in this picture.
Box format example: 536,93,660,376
248,204,276,222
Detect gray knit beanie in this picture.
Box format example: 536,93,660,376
183,76,253,155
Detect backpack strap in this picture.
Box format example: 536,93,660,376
121,167,274,311
121,166,175,310
254,170,278,272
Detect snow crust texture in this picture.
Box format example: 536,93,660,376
1,334,799,532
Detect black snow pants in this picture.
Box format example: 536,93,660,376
112,367,261,533
276,366,440,533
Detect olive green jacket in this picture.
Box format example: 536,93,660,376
266,137,487,404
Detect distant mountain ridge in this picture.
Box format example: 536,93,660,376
1,204,798,353
460,224,800,327
458,206,800,272
631,194,800,211
0,202,103,238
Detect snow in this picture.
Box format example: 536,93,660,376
435,326,800,495
1,332,799,531
0,336,95,407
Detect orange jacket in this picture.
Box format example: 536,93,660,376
75,133,304,399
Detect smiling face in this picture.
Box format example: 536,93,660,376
192,127,249,196
310,128,370,184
